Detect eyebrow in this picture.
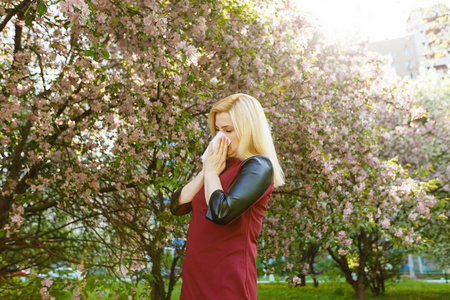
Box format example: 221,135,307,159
215,125,233,129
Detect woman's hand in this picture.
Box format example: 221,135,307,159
204,137,228,176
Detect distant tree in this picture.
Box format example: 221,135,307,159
423,4,449,62
259,23,436,299
409,3,450,69
379,69,450,272
0,0,313,298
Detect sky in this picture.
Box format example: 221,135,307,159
294,0,450,42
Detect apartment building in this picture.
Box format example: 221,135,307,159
369,4,449,78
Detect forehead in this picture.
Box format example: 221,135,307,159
215,112,234,127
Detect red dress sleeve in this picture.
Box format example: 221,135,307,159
170,188,192,216
205,155,273,225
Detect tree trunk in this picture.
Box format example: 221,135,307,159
150,249,166,300
165,253,180,300
369,259,385,296
298,273,306,286
308,256,319,287
307,244,319,288
354,283,367,300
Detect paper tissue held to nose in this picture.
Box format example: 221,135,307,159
201,132,231,162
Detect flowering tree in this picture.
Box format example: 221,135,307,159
0,0,314,298
257,10,436,296
378,69,450,271
419,3,449,64
1,0,439,299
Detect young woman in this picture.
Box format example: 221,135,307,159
170,93,284,299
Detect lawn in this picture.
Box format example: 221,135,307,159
4,275,448,299
170,279,450,300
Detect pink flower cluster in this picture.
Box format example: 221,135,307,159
40,278,54,300
410,106,427,122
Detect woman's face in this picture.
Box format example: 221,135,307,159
215,112,240,158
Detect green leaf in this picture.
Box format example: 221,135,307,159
181,54,186,63
25,16,33,26
37,3,47,17
64,20,74,29
100,50,110,58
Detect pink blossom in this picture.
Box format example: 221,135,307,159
408,213,417,220
42,277,54,287
395,228,403,237
229,57,240,69
415,201,426,214
343,205,353,216
40,287,49,299
73,290,81,300
11,214,23,227
186,45,197,59
193,17,207,36
380,218,390,229
143,16,153,27
382,163,396,179
89,180,99,190
338,248,349,256
410,106,426,121
338,231,347,239
173,74,182,87
97,13,107,23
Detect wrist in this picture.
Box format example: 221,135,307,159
204,170,220,177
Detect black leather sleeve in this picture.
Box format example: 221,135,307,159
205,155,273,225
169,188,192,216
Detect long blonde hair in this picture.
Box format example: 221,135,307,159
208,94,285,187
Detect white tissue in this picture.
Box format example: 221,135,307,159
201,131,231,162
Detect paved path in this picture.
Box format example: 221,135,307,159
258,279,449,284
422,279,449,283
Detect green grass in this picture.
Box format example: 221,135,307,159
4,275,448,299
170,279,450,300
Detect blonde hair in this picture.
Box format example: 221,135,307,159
208,93,285,187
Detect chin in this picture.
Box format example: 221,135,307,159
227,152,237,159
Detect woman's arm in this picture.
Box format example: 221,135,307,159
205,156,273,225
179,170,204,205
170,170,204,216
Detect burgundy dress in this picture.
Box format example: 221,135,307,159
170,155,274,300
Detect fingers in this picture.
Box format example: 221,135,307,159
208,142,213,155
208,137,228,162
215,137,227,158
204,138,228,176
220,137,228,157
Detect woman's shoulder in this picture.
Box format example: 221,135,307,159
241,155,273,171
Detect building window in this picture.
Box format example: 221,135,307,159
403,48,413,56
410,72,417,79
405,61,415,68
434,64,448,71
390,51,396,58
392,63,398,69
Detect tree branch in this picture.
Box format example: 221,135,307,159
0,0,32,33
24,200,57,213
